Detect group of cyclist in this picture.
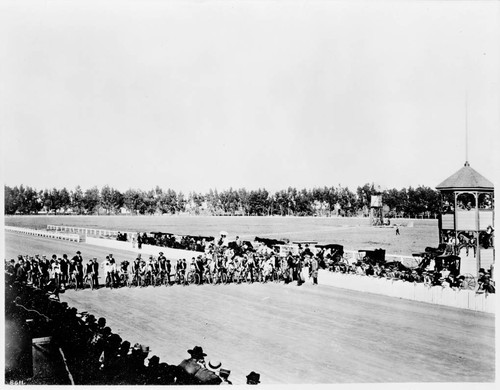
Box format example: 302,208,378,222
6,251,101,292
101,244,313,289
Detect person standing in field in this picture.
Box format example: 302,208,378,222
310,255,319,285
286,252,295,282
395,226,400,235
85,259,95,289
296,256,304,286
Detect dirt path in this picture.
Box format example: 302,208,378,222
4,232,495,384
60,283,494,385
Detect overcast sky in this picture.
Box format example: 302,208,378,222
1,0,499,194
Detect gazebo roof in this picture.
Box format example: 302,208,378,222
436,162,494,191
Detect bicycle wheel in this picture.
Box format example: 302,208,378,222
462,274,476,290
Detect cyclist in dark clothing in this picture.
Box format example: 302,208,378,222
196,256,204,284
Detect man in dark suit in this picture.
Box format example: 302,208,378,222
178,346,207,384
91,257,100,289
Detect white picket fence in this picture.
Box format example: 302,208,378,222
85,236,202,259
318,270,495,313
5,226,80,243
47,225,134,239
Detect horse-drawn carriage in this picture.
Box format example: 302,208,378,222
314,244,346,271
411,247,476,289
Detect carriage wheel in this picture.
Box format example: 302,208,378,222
462,274,476,290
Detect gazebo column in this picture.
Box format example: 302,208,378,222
475,191,480,275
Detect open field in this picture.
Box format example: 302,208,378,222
4,215,439,255
3,232,495,384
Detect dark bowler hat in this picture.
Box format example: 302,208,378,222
187,346,207,358
149,355,160,364
246,371,260,384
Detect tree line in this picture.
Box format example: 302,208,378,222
4,183,440,218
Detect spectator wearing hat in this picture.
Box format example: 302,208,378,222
246,371,260,385
195,359,222,385
145,355,161,384
72,251,83,263
165,260,172,284
60,254,69,286
178,346,207,384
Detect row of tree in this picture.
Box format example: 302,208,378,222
4,184,440,218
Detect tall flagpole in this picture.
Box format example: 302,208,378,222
465,91,469,166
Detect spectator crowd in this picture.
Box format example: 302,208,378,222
5,266,260,385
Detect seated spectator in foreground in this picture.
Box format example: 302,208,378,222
178,346,207,384
195,359,222,385
219,368,232,385
246,371,260,385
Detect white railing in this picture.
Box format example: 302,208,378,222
85,236,202,258
47,225,134,239
5,226,80,242
318,270,495,313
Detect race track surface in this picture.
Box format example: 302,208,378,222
3,232,496,384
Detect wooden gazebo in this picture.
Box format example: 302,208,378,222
436,162,494,277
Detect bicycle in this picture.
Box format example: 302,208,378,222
232,269,243,284
119,272,130,288
187,271,201,285
129,272,141,287
105,272,118,289
163,272,173,286
203,270,213,284
211,269,225,285
175,270,186,286
83,274,94,290
68,271,79,291
141,272,155,287
154,272,164,287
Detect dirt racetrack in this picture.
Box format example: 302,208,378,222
3,232,496,384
